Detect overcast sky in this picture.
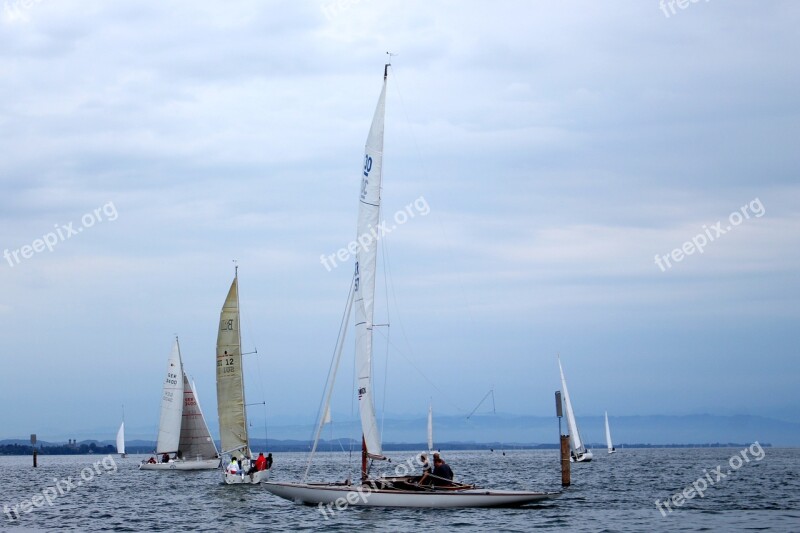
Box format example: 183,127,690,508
1,1,798,442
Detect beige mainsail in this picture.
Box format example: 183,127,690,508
216,273,250,459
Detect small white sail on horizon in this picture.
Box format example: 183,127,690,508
558,355,593,462
116,421,126,457
605,411,615,454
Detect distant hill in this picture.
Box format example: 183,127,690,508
4,413,798,449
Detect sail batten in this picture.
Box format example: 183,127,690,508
216,275,250,459
353,75,387,458
156,340,184,454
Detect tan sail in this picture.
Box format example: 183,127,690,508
216,274,250,458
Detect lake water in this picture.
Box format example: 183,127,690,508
1,447,798,531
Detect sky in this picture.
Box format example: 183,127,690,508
1,1,798,443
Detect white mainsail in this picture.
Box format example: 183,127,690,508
179,374,219,461
557,356,584,454
216,273,250,459
116,422,125,456
156,339,184,454
605,411,615,453
353,70,388,459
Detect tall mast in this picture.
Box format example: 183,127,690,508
354,65,389,468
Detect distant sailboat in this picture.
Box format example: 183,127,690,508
116,409,126,458
139,338,220,471
558,355,593,463
216,268,269,484
262,64,559,508
605,411,616,454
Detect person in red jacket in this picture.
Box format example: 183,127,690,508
254,452,267,472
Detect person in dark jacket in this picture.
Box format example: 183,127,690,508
431,455,454,487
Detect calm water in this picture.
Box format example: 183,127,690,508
1,447,798,531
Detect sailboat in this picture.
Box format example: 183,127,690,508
262,64,558,508
216,269,269,484
139,338,220,470
605,411,616,454
116,410,126,458
557,355,593,463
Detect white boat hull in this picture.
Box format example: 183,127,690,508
223,469,269,485
571,450,593,463
139,458,220,471
262,481,559,508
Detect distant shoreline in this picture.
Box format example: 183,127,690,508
0,441,775,456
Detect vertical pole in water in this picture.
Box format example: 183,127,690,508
361,435,368,483
560,435,570,487
555,392,569,487
31,433,37,468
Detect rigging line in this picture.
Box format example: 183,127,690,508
379,225,392,443
239,268,269,449
380,219,424,387
304,275,355,481
466,389,495,419
310,275,354,445
372,326,466,416
392,63,480,326
393,64,485,382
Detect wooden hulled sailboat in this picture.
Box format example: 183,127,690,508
262,65,558,508
140,338,220,470
216,269,268,484
558,355,593,463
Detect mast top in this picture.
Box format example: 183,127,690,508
385,51,396,80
